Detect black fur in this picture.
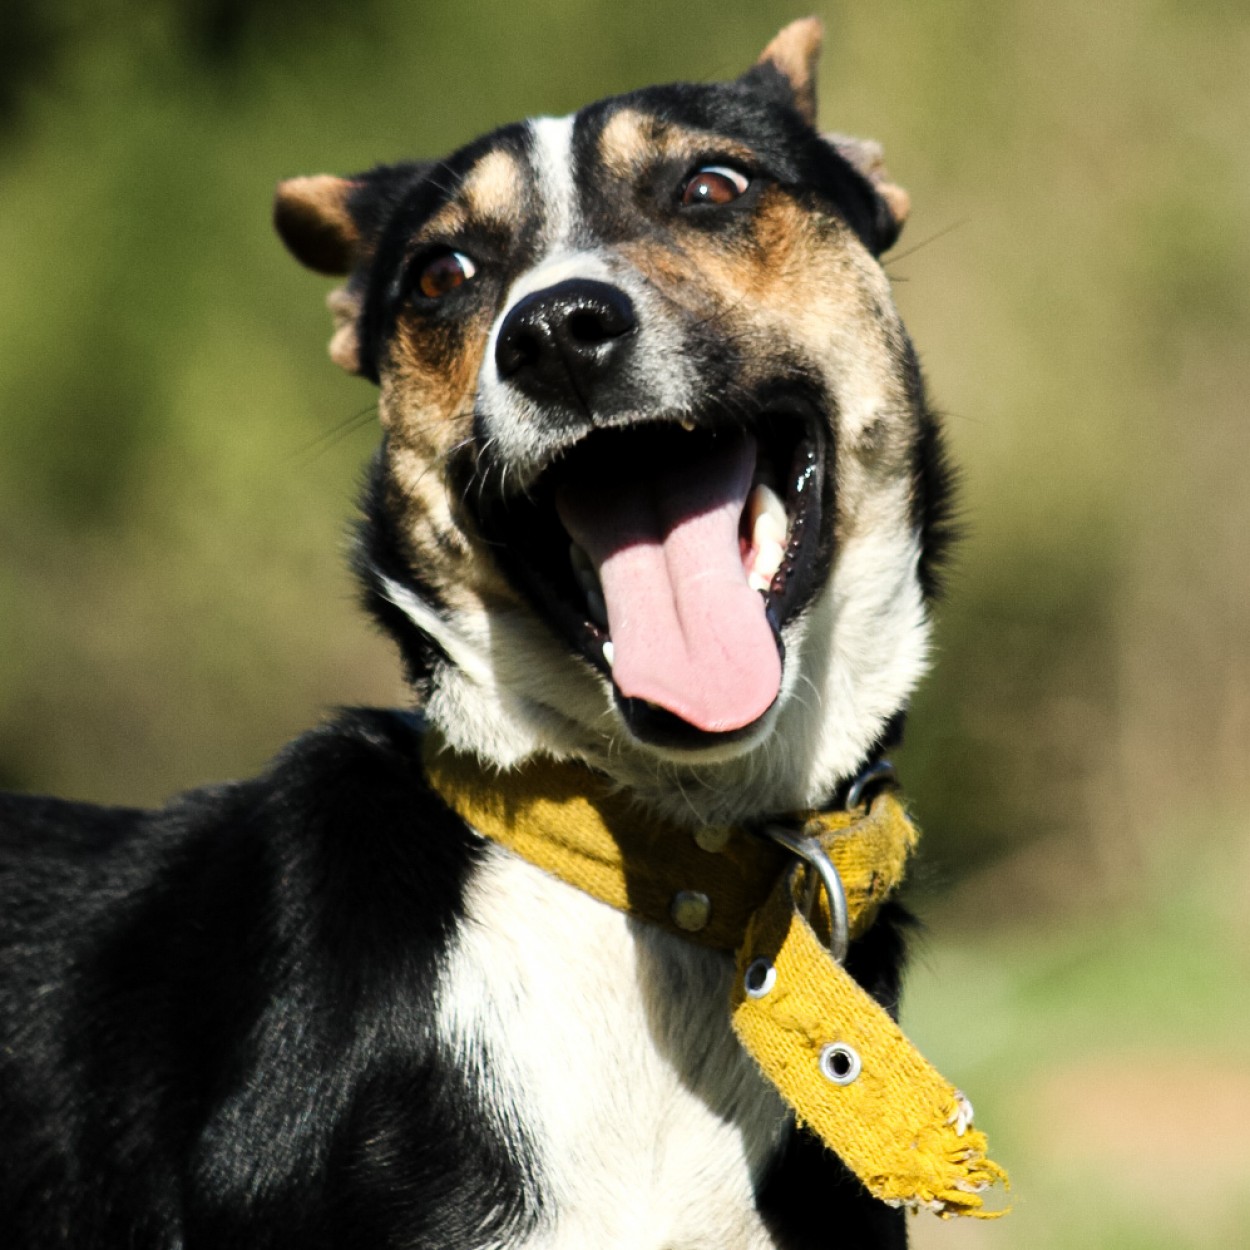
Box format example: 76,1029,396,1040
902,344,959,602
0,711,544,1247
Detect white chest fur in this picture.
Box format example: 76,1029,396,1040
437,843,793,1250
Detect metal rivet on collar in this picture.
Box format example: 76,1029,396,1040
670,890,711,932
744,958,776,998
694,825,731,853
819,1042,862,1085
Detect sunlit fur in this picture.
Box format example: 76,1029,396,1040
437,846,791,1248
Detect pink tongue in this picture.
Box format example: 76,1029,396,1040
556,432,781,734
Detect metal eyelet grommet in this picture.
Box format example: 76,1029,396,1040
819,1042,862,1085
743,958,776,998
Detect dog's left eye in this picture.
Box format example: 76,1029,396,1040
680,165,751,207
416,249,477,300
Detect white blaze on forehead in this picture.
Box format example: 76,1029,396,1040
528,113,579,250
474,109,698,482
476,114,585,395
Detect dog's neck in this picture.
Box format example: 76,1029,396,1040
415,687,902,830
406,570,926,828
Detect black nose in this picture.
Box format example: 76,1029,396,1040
494,278,636,410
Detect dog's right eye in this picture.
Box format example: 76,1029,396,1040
680,165,751,207
415,249,477,300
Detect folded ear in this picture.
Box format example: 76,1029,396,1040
825,133,911,252
272,174,365,373
743,17,824,125
274,174,361,276
275,163,430,376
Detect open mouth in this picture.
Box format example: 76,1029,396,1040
476,404,830,748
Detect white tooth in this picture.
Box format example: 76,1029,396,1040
750,537,786,591
744,482,788,595
587,587,608,628
748,482,788,548
754,508,786,551
602,640,615,667
680,417,697,432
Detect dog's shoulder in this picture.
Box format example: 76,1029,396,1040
0,708,478,950
0,711,548,1247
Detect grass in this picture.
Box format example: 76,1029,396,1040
905,805,1250,1249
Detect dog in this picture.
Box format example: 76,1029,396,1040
0,18,970,1248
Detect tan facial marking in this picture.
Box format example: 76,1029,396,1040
460,148,526,223
381,350,516,608
371,151,533,598
621,176,913,476
619,185,851,326
420,200,469,243
599,108,755,180
383,328,482,445
599,109,666,177
415,150,528,247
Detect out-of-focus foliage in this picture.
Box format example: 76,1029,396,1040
0,0,386,130
908,803,1250,1250
0,0,1247,882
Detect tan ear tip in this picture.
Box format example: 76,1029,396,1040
273,174,341,227
880,183,911,228
773,15,824,42
273,175,307,211
272,176,314,239
272,174,359,276
791,15,825,45
759,15,824,66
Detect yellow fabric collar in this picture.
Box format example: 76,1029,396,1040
423,735,1008,1218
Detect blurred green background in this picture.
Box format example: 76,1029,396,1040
1,0,1247,1243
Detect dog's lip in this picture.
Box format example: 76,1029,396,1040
473,399,831,745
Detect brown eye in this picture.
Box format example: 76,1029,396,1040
416,249,477,299
680,165,750,207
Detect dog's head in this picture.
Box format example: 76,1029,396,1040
275,19,951,820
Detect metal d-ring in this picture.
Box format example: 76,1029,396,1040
845,759,897,811
762,824,850,965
